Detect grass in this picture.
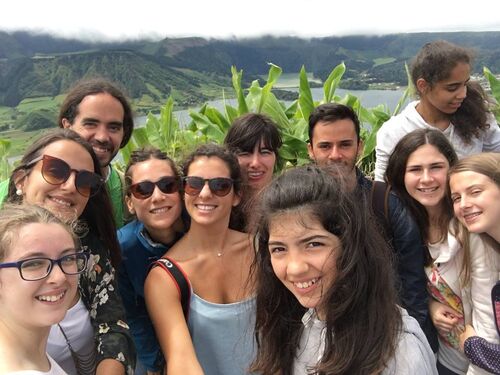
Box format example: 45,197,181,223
373,57,396,67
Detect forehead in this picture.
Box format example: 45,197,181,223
76,93,124,119
5,223,74,261
312,119,358,143
450,171,497,190
269,210,323,238
187,156,231,177
130,158,175,181
407,144,449,165
440,62,470,84
41,140,94,170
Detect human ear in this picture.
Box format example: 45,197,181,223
61,118,73,129
416,78,429,96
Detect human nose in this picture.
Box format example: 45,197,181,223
328,146,342,161
421,168,433,183
46,261,67,283
60,171,78,193
457,85,467,100
460,195,471,209
197,181,213,198
93,125,111,142
286,251,308,276
249,152,261,167
150,184,165,202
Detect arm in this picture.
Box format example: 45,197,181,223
429,299,462,333
460,326,500,374
144,267,204,375
482,112,500,152
81,235,136,375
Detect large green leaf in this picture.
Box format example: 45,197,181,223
323,63,346,103
484,67,500,103
231,66,249,115
258,63,282,113
298,65,314,121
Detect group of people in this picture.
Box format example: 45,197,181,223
0,39,498,375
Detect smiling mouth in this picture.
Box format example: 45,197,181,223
150,207,171,214
49,196,72,207
417,187,439,193
463,212,481,222
36,291,66,302
248,171,265,179
294,278,319,289
195,204,216,212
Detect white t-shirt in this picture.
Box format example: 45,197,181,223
5,355,67,375
47,298,95,374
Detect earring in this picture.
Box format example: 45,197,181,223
16,188,22,196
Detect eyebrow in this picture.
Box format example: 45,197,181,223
268,234,331,246
19,248,77,260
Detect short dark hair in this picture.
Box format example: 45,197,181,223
224,113,282,158
308,103,360,143
124,147,180,195
58,78,134,148
182,143,242,196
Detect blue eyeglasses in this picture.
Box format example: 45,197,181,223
0,250,89,281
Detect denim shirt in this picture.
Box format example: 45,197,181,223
117,220,181,371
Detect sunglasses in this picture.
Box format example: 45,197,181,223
26,155,104,197
129,176,180,199
183,176,234,197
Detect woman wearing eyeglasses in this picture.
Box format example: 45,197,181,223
145,144,255,375
0,204,89,374
117,147,184,375
6,129,135,375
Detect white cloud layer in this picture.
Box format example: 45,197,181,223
1,0,499,41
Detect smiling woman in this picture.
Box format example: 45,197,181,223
375,40,500,181
5,128,136,375
251,165,437,374
0,203,85,374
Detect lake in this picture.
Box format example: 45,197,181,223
136,88,409,127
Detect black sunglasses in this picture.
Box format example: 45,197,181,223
183,176,234,197
27,155,104,197
129,176,180,199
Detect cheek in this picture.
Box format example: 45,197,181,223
270,258,285,281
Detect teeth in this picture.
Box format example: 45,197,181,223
37,292,65,302
150,207,170,214
294,278,318,289
93,146,109,153
50,197,71,207
418,187,438,193
248,171,264,178
464,212,481,220
196,204,216,211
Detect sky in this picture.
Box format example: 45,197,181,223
1,0,500,41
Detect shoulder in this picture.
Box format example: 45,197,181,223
117,220,142,248
385,309,437,375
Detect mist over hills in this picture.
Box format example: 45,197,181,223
1,30,500,108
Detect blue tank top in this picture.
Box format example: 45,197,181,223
188,293,256,375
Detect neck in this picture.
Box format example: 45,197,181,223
0,319,49,370
489,227,500,245
416,100,451,130
185,220,231,254
146,226,176,245
101,164,110,179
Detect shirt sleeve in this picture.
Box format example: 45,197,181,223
80,235,137,374
482,113,500,152
464,336,500,374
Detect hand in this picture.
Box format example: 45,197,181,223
429,299,462,334
458,324,476,352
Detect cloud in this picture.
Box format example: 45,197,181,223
1,0,499,41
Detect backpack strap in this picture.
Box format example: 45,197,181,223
149,257,191,321
370,180,393,241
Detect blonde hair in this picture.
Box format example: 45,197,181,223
0,204,78,262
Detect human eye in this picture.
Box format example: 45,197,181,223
340,142,353,149
269,246,286,255
260,148,273,155
471,189,482,196
108,123,123,133
406,166,421,173
451,194,461,203
318,143,331,150
237,151,250,157
21,258,48,270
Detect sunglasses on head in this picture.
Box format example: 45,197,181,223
129,176,180,199
183,176,234,197
26,154,104,197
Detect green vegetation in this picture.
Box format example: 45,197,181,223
373,57,396,67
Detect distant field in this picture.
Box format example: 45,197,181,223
0,128,46,157
373,57,396,67
270,73,322,88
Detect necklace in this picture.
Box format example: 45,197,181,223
217,250,223,257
